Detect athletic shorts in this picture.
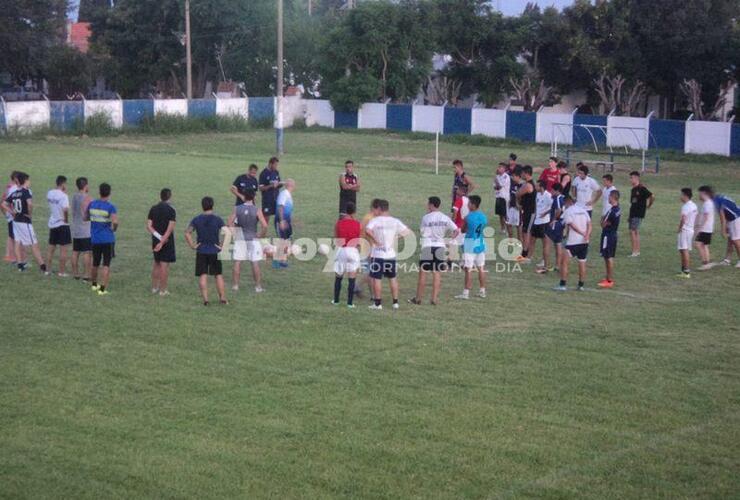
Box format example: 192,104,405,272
462,252,485,268
532,223,547,239
92,243,115,267
11,222,37,246
73,238,92,252
419,246,448,272
522,212,535,234
369,257,397,279
153,241,176,263
677,230,694,251
566,243,589,262
334,246,360,274
233,240,263,262
729,218,740,241
195,252,222,276
495,198,507,217
276,220,293,240
7,221,13,239
48,226,71,246
600,232,617,259
261,205,274,218
506,207,520,227
696,232,712,245
546,221,564,244
628,217,643,231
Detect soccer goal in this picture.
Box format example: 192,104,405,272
550,122,660,173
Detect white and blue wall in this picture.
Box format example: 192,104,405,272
1,97,739,157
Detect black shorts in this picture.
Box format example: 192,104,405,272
7,221,13,239
696,232,712,245
73,237,92,252
545,221,564,244
369,257,397,279
566,243,589,261
339,197,356,214
419,247,449,272
522,212,535,233
600,232,617,259
92,243,115,267
262,205,275,218
276,220,293,240
532,223,547,239
195,253,222,276
153,241,176,263
49,226,72,246
495,198,507,216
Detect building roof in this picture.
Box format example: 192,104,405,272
67,22,92,53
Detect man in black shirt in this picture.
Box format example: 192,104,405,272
147,188,177,295
230,164,259,206
339,160,360,214
259,157,283,224
627,171,655,257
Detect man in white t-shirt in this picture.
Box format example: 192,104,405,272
532,180,553,271
601,174,617,217
695,186,715,270
572,163,602,217
493,163,510,232
676,188,698,278
554,196,592,291
409,196,458,306
46,175,71,276
274,179,295,268
365,199,412,310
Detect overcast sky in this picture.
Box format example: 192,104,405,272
497,0,574,16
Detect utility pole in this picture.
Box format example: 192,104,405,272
308,0,312,16
276,0,284,155
185,0,193,99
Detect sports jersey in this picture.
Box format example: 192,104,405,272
602,185,617,216
189,213,224,254
6,188,33,223
539,168,560,192
564,204,590,246
573,175,600,209
88,199,117,244
420,210,457,248
71,192,91,239
235,203,260,240
698,199,715,233
259,168,281,211
509,180,520,208
534,191,553,224
148,201,176,244
463,211,487,254
629,185,653,219
550,194,565,221
560,172,572,196
339,172,358,210
494,173,510,200
335,217,361,247
680,200,698,232
520,180,536,215
232,174,259,205
602,205,621,234
47,189,70,228
452,195,470,228
452,171,469,202
365,215,410,259
714,195,739,221
276,189,293,222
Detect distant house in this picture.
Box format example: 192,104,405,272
67,22,92,53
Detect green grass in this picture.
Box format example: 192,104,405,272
1,130,739,499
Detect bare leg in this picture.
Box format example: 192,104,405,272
159,262,170,291
198,274,209,303
58,245,68,274
71,250,80,277
30,244,45,267
151,261,160,290
82,252,91,279
630,229,640,254
389,277,399,301
543,238,551,269
415,271,427,301
680,250,690,271
5,236,14,260
100,266,110,288
232,261,241,288
605,258,614,281
560,254,570,284
431,271,441,304
464,268,472,291
46,245,56,272
478,266,486,289
372,278,382,303
215,275,226,301
91,265,99,284
578,260,587,283
251,262,262,288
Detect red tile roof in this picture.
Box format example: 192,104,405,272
68,22,92,53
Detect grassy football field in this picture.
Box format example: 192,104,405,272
1,130,739,499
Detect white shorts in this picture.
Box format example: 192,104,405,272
334,246,360,274
453,232,466,246
462,252,485,268
12,222,37,246
729,218,740,241
233,240,263,262
506,207,520,226
677,230,694,251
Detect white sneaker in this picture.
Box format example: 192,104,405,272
536,260,544,268
331,300,339,305
159,290,170,297
736,261,740,269
44,271,51,276
629,252,640,258
455,292,470,300
718,259,731,266
477,290,487,298
698,263,714,271
255,286,264,293
232,285,239,292
392,303,399,310
57,273,69,277
151,288,159,294
368,304,383,310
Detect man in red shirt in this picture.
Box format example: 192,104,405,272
333,202,362,307
539,156,561,193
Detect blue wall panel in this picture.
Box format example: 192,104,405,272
334,111,358,129
649,119,685,152
443,107,472,135
386,104,412,131
730,124,740,156
50,101,84,131
572,114,608,148
248,97,274,122
122,99,154,126
188,99,217,118
506,111,536,142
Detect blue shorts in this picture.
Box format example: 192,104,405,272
275,219,292,240
545,221,564,244
600,232,617,259
566,243,589,261
369,257,397,279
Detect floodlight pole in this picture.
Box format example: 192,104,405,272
185,0,193,99
276,0,285,155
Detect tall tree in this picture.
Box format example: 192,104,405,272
78,0,111,23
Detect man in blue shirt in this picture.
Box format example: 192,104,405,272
185,196,228,306
711,189,740,267
86,183,118,295
259,157,283,226
456,195,488,300
598,190,621,288
541,182,565,275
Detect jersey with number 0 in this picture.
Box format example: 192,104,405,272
7,188,32,223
